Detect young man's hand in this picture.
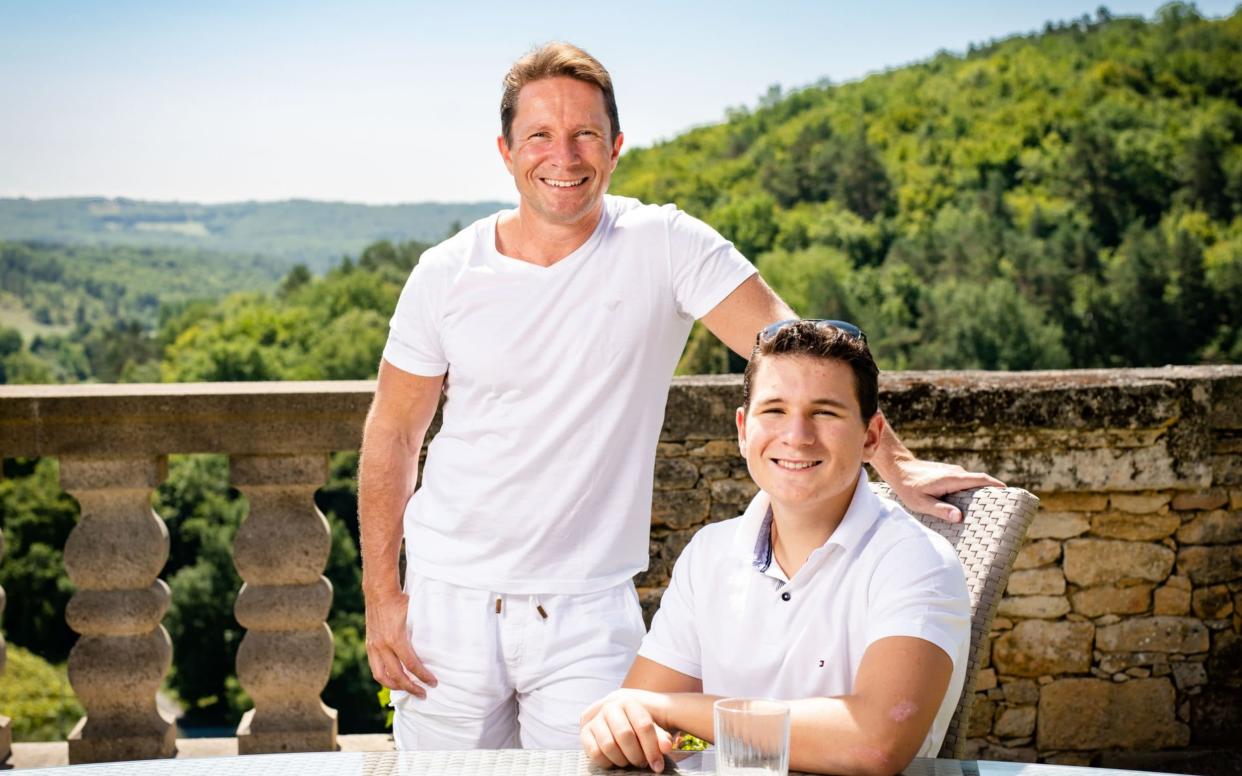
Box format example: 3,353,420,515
580,689,675,772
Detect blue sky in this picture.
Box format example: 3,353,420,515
1,1,1237,204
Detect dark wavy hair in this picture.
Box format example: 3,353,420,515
742,321,879,422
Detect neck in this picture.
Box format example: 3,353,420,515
495,199,604,267
769,473,860,578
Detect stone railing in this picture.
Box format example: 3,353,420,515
1,519,8,767
0,366,1239,769
0,381,375,763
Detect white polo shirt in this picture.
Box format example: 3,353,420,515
638,470,970,757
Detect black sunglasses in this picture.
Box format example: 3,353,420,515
757,318,867,345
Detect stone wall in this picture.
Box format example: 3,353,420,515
636,367,1242,770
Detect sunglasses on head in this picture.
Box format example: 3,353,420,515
757,318,868,345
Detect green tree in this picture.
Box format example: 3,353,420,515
0,459,78,661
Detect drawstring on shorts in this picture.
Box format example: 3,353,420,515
492,595,549,619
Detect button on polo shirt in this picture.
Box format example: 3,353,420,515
638,470,971,758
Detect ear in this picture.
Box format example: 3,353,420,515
609,131,625,169
736,406,748,456
497,134,515,175
860,412,885,463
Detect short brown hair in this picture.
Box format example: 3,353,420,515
500,42,620,147
742,321,879,422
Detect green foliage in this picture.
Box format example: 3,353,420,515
160,240,423,383
0,459,78,662
612,5,1242,374
0,644,84,742
0,198,508,273
155,455,247,721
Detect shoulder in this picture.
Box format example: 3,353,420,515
865,499,965,581
673,515,746,574
689,514,744,550
607,195,689,233
414,212,499,274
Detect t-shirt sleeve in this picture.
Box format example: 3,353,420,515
383,259,449,376
637,534,704,679
666,207,757,320
865,535,971,669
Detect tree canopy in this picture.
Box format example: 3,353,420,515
609,4,1242,372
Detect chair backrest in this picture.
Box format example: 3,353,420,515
869,483,1039,759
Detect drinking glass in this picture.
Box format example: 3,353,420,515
712,697,791,776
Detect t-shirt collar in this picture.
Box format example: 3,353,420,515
736,469,884,571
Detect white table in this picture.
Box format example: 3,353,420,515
20,749,1166,776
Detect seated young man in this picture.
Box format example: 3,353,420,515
579,320,970,776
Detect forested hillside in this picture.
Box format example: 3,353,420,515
0,241,289,384
612,4,1242,372
2,3,1240,739
0,197,508,272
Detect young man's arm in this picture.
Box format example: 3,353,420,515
580,638,953,776
580,656,701,772
358,358,444,698
700,276,1003,521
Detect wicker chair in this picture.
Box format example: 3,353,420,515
870,483,1039,759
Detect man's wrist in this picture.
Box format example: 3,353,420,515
363,577,404,602
871,411,912,479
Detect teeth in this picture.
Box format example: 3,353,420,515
775,460,818,470
543,178,586,188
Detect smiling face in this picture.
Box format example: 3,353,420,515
737,354,883,520
497,76,623,229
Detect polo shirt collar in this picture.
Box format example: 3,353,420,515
735,469,884,572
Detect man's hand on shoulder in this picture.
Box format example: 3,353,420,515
869,410,1004,523
884,455,1005,523
580,689,675,773
363,588,437,698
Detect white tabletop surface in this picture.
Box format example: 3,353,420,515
20,749,1165,776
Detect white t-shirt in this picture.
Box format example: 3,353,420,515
638,471,970,757
382,195,757,594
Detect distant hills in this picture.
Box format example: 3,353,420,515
0,197,511,272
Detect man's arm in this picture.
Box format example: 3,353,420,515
358,358,444,698
581,638,953,776
700,275,1003,520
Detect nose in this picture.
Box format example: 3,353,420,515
781,414,816,446
548,134,580,166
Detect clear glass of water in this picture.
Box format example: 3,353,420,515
713,697,791,776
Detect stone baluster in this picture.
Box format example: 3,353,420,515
60,456,175,764
231,454,337,754
1,527,11,767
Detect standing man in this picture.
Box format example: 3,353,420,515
360,41,999,750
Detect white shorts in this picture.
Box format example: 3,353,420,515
390,574,646,750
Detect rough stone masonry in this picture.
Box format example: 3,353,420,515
638,367,1241,771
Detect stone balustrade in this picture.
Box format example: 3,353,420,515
1,520,9,767
0,367,1239,770
0,381,373,763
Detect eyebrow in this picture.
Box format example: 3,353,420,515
756,397,851,410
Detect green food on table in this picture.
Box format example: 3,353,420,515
675,733,708,751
